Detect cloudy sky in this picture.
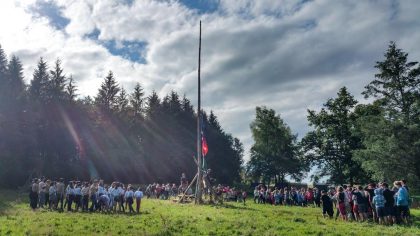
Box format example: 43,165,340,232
1,0,420,161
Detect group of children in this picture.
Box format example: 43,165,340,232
253,180,412,225
253,185,322,206
321,181,411,225
29,177,144,214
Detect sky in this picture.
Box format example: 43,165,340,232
1,0,420,163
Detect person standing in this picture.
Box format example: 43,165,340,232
56,178,65,211
66,181,75,212
134,187,144,213
38,177,46,208
89,180,98,212
372,188,386,225
30,179,39,210
382,182,396,225
73,183,82,211
125,186,135,213
48,182,57,210
321,190,334,218
81,182,90,212
394,181,410,224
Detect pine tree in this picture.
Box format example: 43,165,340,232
146,90,161,117
0,45,9,103
7,55,25,100
117,87,129,114
363,41,420,123
96,71,120,111
130,83,144,119
66,75,77,101
49,59,67,102
29,57,49,102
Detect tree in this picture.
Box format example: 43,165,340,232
354,42,420,189
95,71,120,112
0,45,9,105
130,83,144,119
49,59,67,102
300,87,369,185
117,87,129,113
247,106,305,185
29,57,50,102
353,103,420,187
7,55,25,100
66,75,77,101
363,41,420,123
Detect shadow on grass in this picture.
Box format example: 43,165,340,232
210,203,259,211
0,200,12,215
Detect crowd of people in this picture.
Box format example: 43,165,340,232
28,174,413,226
253,180,412,225
29,177,144,214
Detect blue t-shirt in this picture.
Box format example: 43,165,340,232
396,187,409,206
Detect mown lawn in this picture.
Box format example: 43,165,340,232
1,190,420,236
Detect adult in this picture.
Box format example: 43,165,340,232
394,181,410,224
30,179,39,210
56,178,65,211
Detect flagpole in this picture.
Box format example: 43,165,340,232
195,21,203,204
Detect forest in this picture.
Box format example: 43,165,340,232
0,44,244,188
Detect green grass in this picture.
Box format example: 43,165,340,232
1,191,420,236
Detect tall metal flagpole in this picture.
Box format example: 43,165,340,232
195,21,203,204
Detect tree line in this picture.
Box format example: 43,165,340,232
246,42,420,191
0,44,244,188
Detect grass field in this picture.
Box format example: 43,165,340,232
1,190,420,236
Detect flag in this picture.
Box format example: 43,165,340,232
201,115,208,156
202,134,208,156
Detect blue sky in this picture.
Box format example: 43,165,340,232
1,0,419,174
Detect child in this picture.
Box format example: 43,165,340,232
253,187,259,204
81,182,90,212
321,190,333,218
134,187,144,213
73,183,82,211
125,186,135,213
48,182,57,210
242,190,247,205
336,187,347,221
372,188,386,225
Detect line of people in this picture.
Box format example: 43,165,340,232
252,180,412,225
29,177,144,214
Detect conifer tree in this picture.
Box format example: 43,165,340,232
66,75,77,101
29,57,49,102
96,71,120,112
49,59,67,102
130,83,144,119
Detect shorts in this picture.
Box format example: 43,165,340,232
358,204,367,213
384,206,396,217
398,205,410,218
338,202,346,215
376,207,385,218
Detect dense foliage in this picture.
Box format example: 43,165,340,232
301,42,420,188
0,44,244,188
246,107,307,185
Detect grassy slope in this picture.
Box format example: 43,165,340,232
1,191,420,236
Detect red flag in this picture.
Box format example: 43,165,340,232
202,135,208,156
